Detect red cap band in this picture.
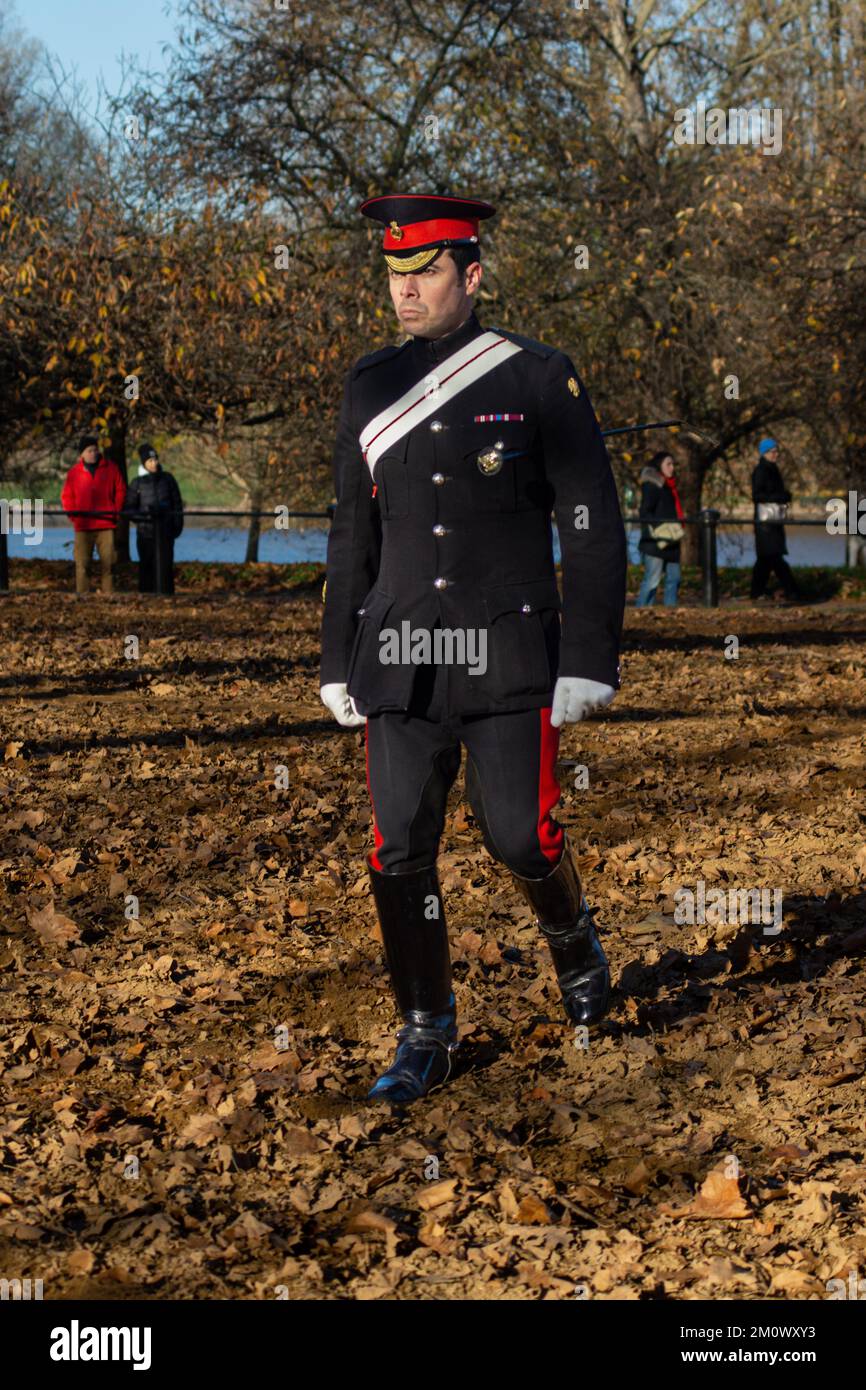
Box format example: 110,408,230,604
384,216,479,251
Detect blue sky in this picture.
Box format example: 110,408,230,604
17,0,177,103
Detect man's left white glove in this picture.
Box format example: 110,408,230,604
320,682,366,728
550,677,616,728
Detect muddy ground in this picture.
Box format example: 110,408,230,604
1,574,865,1300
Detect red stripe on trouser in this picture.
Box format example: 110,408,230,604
365,720,384,871
538,706,564,866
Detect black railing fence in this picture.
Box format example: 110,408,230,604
0,504,856,605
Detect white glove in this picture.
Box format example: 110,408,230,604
320,683,366,728
550,677,616,728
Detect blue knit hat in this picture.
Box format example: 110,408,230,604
758,438,778,455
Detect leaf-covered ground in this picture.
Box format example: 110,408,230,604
1,571,865,1301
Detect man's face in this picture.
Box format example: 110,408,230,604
145,457,159,472
82,445,98,463
765,447,779,462
388,249,482,339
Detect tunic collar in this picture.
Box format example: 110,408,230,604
409,308,484,365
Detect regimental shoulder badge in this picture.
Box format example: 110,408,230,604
567,377,580,397
322,579,327,603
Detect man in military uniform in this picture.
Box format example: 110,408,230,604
320,194,627,1103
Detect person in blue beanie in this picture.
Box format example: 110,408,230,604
750,438,801,602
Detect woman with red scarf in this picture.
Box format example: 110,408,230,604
636,450,684,607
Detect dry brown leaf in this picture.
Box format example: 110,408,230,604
497,1182,521,1219
623,1160,654,1195
416,1219,454,1254
345,1209,397,1237
417,1178,459,1211
67,1250,95,1275
180,1114,224,1146
661,1167,752,1220
516,1194,551,1224
27,901,81,947
224,1212,272,1241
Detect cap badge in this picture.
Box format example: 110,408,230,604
389,221,404,240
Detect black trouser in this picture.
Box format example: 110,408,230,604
750,554,799,599
137,530,175,595
364,654,565,877
366,708,564,876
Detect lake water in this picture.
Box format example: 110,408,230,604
5,518,851,568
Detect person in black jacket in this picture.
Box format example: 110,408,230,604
636,450,684,606
319,193,627,1104
750,438,800,601
125,444,184,595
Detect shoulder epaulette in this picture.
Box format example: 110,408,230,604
351,340,411,376
489,327,557,359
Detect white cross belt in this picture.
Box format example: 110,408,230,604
359,331,523,476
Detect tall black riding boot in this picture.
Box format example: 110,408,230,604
512,833,611,1026
366,855,458,1103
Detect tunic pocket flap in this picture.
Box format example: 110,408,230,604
482,577,562,622
375,434,410,467
356,587,396,624
461,426,535,462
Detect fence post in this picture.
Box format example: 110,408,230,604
0,529,8,594
699,508,720,607
152,505,165,596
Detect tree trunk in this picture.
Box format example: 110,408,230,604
677,447,709,566
245,483,262,563
828,0,843,94
603,4,654,155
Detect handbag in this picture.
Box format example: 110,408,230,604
650,520,685,546
757,502,787,523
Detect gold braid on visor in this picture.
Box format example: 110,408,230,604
384,246,442,273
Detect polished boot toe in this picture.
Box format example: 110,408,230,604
368,1005,458,1103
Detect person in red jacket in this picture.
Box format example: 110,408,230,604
60,436,127,595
